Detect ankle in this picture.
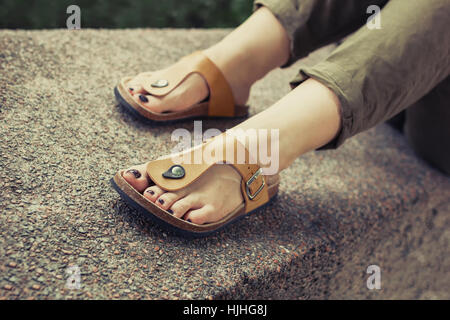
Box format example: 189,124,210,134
202,7,290,106
202,47,252,106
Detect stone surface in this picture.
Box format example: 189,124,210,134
0,29,449,300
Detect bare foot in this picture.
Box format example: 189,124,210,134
123,162,246,224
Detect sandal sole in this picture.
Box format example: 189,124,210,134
110,175,278,239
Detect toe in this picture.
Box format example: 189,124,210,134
169,195,200,219
155,191,186,211
128,84,145,95
183,205,215,225
122,164,149,193
132,73,209,114
132,94,166,113
126,72,152,95
143,185,164,202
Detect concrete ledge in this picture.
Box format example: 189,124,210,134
0,29,449,299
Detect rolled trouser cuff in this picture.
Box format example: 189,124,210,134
253,0,389,68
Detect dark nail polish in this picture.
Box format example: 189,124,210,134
139,94,149,103
126,169,141,179
187,219,192,223
129,87,134,91
167,209,173,214
147,189,155,195
158,198,164,205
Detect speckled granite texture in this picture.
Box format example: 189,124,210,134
0,29,449,300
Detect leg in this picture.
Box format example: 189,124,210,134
289,0,450,150
405,77,450,175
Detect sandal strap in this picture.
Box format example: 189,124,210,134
140,51,236,117
146,134,269,213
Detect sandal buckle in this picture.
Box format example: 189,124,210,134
245,168,265,200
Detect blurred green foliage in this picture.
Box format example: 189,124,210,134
0,0,253,29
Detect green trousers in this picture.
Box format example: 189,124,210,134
254,0,450,174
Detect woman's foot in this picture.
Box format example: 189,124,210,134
124,132,280,225
126,7,290,114
124,162,245,224
126,51,251,114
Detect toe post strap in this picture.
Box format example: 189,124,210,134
146,135,269,213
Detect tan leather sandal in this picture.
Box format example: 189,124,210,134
114,51,249,122
111,135,279,238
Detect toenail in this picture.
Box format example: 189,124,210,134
158,198,164,205
147,189,155,195
187,219,192,223
126,169,141,179
167,209,173,214
129,87,134,91
139,95,149,103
